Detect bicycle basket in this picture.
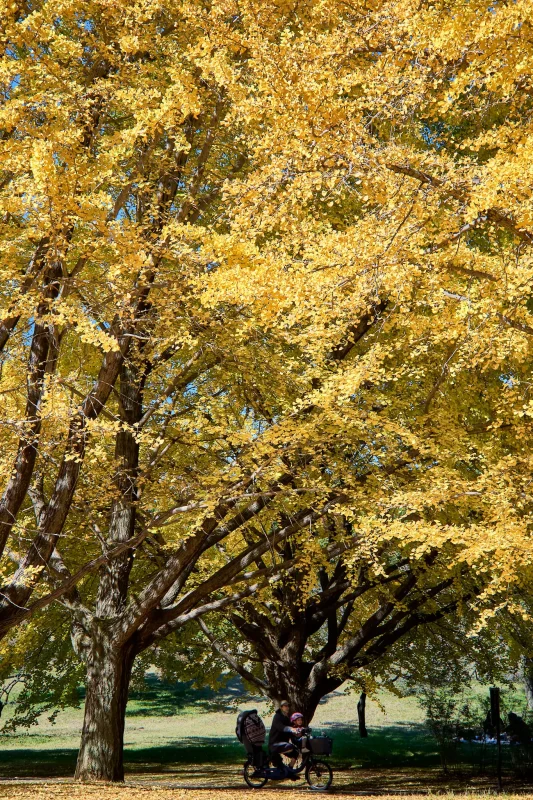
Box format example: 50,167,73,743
309,736,333,755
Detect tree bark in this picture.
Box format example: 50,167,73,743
265,678,340,723
75,360,143,782
262,650,341,723
0,259,60,557
75,628,135,782
96,360,140,618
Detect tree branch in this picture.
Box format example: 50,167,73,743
197,618,269,693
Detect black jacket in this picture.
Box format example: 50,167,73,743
268,709,293,751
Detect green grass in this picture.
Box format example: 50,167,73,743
0,682,426,752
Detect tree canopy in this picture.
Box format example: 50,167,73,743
2,0,533,783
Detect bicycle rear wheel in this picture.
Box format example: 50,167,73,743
243,761,268,788
305,758,333,789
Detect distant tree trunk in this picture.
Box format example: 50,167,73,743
75,630,135,782
522,657,533,711
357,691,368,737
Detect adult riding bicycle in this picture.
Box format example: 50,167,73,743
242,726,334,790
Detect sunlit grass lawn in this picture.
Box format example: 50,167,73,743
0,682,426,750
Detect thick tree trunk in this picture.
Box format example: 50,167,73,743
267,682,339,724
264,655,341,723
76,361,143,782
263,639,318,721
75,630,135,782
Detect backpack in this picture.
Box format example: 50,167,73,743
236,710,266,745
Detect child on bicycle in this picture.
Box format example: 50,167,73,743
290,712,310,753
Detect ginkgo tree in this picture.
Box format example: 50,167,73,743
2,0,533,786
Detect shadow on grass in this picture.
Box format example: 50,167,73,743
324,723,438,768
0,748,77,779
0,739,244,779
0,726,436,779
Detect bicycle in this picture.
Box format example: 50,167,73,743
243,730,334,790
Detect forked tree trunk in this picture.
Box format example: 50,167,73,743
264,658,340,723
268,684,339,724
75,630,135,782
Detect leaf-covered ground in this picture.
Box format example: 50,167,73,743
0,789,531,800
3,788,533,800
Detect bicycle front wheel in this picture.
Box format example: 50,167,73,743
305,758,333,790
243,761,268,788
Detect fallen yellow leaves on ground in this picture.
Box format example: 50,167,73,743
0,786,529,800
0,787,320,800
